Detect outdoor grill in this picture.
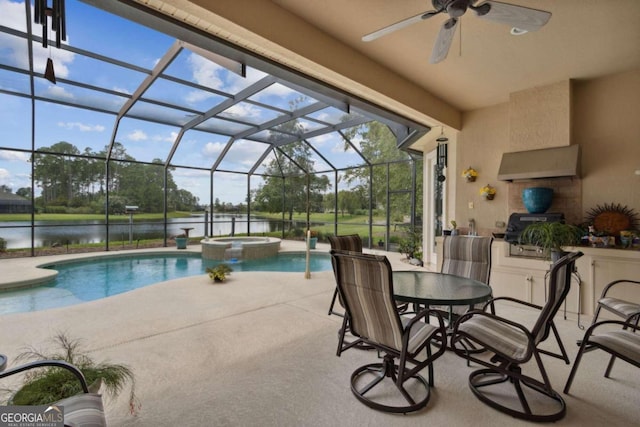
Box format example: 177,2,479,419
505,213,565,259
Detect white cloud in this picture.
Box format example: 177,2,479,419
113,86,132,95
58,122,105,132
0,168,10,180
203,141,225,157
151,131,178,143
0,0,27,31
221,103,262,120
45,84,74,99
127,130,148,141
188,53,224,89
186,52,268,96
0,150,30,162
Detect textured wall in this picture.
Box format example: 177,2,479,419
509,80,572,151
458,70,640,231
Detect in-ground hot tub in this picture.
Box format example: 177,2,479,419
200,236,281,261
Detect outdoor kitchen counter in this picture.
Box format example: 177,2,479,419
489,240,640,317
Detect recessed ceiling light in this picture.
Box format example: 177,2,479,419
510,27,528,36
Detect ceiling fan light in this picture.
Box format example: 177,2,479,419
510,27,528,36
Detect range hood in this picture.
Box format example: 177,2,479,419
497,145,580,181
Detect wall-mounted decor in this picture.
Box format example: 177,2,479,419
480,184,496,200
463,167,478,182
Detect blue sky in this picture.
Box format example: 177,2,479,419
0,0,374,204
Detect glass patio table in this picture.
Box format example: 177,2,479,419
393,271,492,325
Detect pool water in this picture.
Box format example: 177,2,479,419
0,252,332,315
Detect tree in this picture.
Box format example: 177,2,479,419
342,122,422,221
16,187,32,199
252,97,331,219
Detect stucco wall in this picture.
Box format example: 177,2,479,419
573,69,640,217
457,69,640,233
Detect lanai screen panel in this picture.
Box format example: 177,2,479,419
171,129,229,169
113,117,178,163
34,101,113,153
0,93,31,150
216,139,270,173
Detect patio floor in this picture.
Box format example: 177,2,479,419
1,241,638,426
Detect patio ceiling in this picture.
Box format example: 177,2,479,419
0,0,428,179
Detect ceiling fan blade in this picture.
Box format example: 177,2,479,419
362,9,441,42
474,1,551,32
430,18,458,64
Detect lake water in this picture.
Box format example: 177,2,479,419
0,214,304,249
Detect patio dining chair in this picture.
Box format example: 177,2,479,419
0,358,107,426
331,250,446,413
564,317,640,395
433,235,493,321
450,251,583,422
590,279,640,327
327,234,363,317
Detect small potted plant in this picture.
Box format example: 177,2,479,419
308,230,318,249
520,221,582,261
206,264,233,283
174,234,188,249
9,333,139,414
480,184,497,200
450,220,458,236
462,167,478,182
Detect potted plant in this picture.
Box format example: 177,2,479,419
450,220,458,236
480,184,496,200
206,263,233,282
520,221,582,261
398,225,422,259
462,167,478,182
308,230,318,249
8,333,139,414
174,234,188,249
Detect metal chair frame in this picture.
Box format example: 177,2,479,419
450,251,583,422
332,250,447,413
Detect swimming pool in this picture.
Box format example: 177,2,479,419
0,252,332,315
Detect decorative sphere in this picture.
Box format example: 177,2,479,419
522,187,554,213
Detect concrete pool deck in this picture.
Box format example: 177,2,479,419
1,241,638,426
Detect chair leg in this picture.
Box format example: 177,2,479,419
538,321,570,364
328,287,341,316
564,333,589,393
604,354,617,378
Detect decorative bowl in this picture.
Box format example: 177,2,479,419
522,187,554,213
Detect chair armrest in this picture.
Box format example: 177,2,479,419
0,359,89,393
580,318,640,344
483,296,543,311
600,279,640,299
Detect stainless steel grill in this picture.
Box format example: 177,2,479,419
505,213,565,259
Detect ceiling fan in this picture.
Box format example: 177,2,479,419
362,0,551,64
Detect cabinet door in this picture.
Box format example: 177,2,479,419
490,269,535,303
